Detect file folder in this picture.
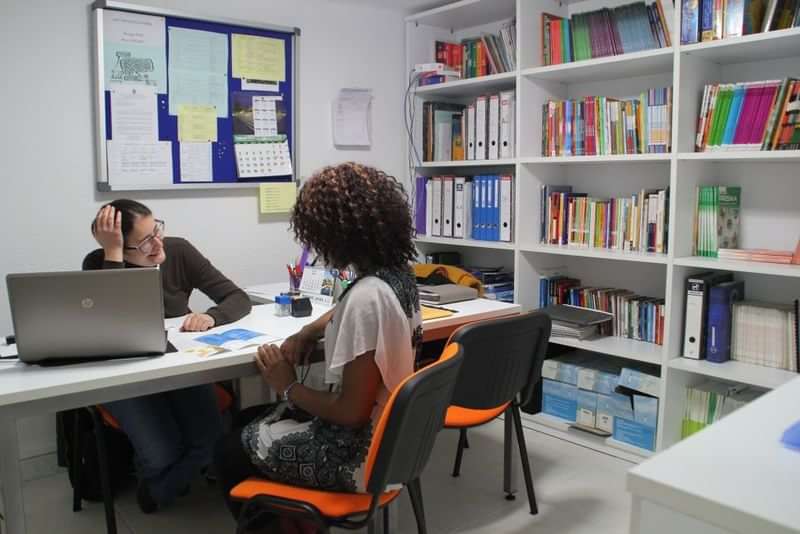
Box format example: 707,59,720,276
500,175,513,242
431,176,442,237
454,177,471,239
466,103,476,160
442,176,454,237
488,94,500,160
475,96,487,160
424,178,432,236
499,90,515,160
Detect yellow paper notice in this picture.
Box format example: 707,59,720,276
177,104,217,142
259,182,296,214
232,34,285,82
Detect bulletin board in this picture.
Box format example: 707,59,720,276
93,1,298,191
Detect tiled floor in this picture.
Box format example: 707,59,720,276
21,419,633,534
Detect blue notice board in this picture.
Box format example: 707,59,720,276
94,1,298,191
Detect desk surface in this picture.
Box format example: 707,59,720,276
627,376,800,534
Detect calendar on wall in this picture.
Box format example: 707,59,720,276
234,136,293,178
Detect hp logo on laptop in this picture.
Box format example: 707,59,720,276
81,298,95,310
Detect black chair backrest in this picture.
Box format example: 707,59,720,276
450,312,552,410
366,343,463,495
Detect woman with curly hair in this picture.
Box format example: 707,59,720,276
214,162,422,532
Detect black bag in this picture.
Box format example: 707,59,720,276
57,409,135,502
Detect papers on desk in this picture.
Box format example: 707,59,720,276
0,343,18,361
194,328,278,351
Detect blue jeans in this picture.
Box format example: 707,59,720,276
104,384,223,506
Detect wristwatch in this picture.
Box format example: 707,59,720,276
282,380,300,408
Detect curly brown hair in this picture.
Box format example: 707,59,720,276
290,162,417,273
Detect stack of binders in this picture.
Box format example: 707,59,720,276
414,175,514,242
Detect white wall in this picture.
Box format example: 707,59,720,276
0,0,406,463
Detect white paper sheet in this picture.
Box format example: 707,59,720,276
109,84,158,142
179,142,213,182
107,140,173,186
167,27,229,117
242,79,280,92
168,70,228,118
253,96,278,137
103,10,167,93
332,88,372,147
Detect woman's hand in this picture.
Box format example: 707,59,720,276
256,344,297,393
280,329,317,366
180,313,215,332
93,206,124,262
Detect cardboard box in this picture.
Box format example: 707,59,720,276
612,394,659,451
577,368,619,395
542,378,578,422
541,353,589,385
618,367,661,398
596,392,634,433
576,389,598,428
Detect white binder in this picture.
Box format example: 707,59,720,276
488,94,500,160
499,90,515,159
442,176,454,237
424,179,432,236
453,177,472,239
499,175,513,242
475,96,487,160
466,103,476,160
431,176,442,237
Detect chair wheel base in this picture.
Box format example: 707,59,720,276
505,493,516,501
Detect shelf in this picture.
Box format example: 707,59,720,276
414,236,515,250
520,154,671,164
679,27,800,65
521,48,673,84
414,71,516,98
521,412,652,462
405,0,515,31
678,151,800,162
522,244,669,264
668,358,797,390
549,335,663,366
418,158,516,168
673,256,800,278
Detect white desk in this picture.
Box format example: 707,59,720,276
0,296,520,534
627,376,800,534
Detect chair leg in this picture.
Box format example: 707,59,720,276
451,428,468,477
367,512,379,534
407,478,428,534
463,429,470,449
71,410,82,513
91,409,118,534
511,404,538,515
383,504,390,534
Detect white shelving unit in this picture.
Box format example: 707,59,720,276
406,0,800,462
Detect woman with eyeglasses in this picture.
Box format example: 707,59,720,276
83,199,251,514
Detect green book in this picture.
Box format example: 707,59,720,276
713,87,735,147
706,87,726,148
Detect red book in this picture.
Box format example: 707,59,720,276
733,84,760,145
750,83,780,145
552,19,562,64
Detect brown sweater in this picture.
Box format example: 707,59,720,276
82,237,251,325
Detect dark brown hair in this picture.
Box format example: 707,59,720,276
91,199,152,242
290,163,416,273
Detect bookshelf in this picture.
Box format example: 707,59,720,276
407,0,800,461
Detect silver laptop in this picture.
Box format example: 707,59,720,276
7,268,167,364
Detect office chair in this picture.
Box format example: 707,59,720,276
68,385,234,534
229,343,464,534
444,312,551,515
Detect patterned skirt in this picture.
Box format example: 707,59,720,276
241,402,373,493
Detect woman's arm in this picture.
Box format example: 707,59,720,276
257,344,381,428
84,206,124,269
279,308,335,365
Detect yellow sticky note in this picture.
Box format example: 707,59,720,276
178,104,217,142
260,182,296,214
232,34,285,82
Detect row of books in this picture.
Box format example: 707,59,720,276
540,276,666,344
542,1,672,66
541,185,670,254
414,175,514,242
695,79,800,152
542,87,672,157
541,352,660,450
433,21,516,80
681,380,763,439
682,272,799,371
422,91,516,162
692,185,740,257
681,0,800,44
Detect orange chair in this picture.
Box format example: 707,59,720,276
70,384,234,534
444,312,551,515
230,343,465,534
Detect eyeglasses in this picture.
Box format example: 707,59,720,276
125,220,165,254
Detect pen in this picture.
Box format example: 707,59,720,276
423,304,459,313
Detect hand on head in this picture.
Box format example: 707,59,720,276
93,206,124,260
